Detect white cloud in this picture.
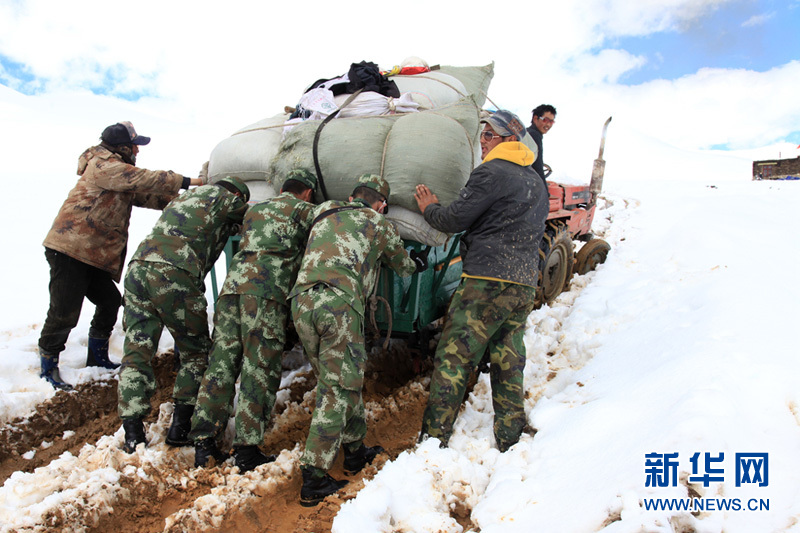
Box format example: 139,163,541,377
1,0,798,158
741,11,776,27
564,49,649,84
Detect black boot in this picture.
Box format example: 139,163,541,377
343,443,385,475
232,445,276,473
165,403,194,447
194,438,228,468
86,337,120,370
40,351,73,391
300,465,349,507
122,418,146,453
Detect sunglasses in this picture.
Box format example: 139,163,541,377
537,116,555,125
481,130,506,142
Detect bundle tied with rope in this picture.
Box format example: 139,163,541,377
206,63,495,246
267,96,482,222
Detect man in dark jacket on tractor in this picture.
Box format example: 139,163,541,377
527,104,557,186
414,109,549,452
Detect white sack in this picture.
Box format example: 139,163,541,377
207,113,288,186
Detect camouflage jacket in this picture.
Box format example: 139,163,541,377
129,184,248,281
42,145,183,281
288,198,416,317
219,192,315,302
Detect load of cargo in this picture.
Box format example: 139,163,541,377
206,57,612,319
207,59,495,245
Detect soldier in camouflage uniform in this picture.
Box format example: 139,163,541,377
414,110,549,452
118,176,250,453
289,173,427,506
39,122,201,390
188,170,317,471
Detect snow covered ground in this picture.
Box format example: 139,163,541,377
333,177,800,532
1,86,800,530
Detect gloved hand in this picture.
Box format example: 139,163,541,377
409,249,428,273
198,161,209,184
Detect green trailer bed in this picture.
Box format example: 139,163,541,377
209,234,463,337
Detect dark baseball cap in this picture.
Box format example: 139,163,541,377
101,121,151,146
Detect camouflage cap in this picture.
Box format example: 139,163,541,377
481,109,527,141
284,169,318,192
101,121,151,146
354,173,390,200
219,176,251,202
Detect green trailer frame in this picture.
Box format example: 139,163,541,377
209,234,463,337
371,236,462,336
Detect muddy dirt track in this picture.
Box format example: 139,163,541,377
0,343,459,533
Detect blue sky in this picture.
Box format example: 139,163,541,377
616,0,800,84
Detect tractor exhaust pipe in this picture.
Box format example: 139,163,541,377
589,116,612,207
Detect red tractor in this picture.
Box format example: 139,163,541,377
535,117,612,308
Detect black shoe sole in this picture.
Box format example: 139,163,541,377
165,439,192,447
299,478,349,506
342,447,384,475
299,488,344,507
235,455,277,473
299,496,325,507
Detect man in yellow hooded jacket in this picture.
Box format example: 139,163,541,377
414,109,549,452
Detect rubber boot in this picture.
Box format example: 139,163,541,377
165,403,194,447
233,445,276,473
86,337,120,370
122,418,146,453
342,443,385,475
39,351,73,391
194,438,228,468
299,465,349,507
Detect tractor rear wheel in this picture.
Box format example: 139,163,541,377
574,238,610,275
535,221,574,308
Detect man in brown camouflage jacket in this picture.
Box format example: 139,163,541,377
38,122,202,390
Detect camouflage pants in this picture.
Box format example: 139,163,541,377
291,285,367,472
421,277,535,451
188,294,286,447
118,261,211,420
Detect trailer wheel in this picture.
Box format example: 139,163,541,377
574,238,610,275
535,222,574,308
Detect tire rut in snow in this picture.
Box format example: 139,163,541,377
0,352,177,485
72,343,433,533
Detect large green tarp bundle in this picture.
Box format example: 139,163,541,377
267,97,481,213
207,63,495,244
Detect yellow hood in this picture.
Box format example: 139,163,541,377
483,141,535,167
